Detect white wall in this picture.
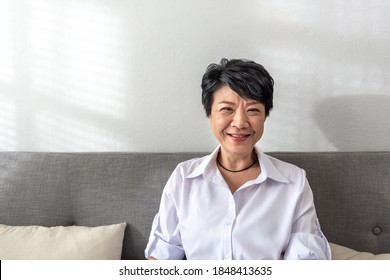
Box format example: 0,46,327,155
1,0,389,152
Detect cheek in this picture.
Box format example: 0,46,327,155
253,119,266,133
210,115,230,128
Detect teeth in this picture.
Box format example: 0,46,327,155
230,134,249,137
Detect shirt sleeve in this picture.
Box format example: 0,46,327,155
283,173,332,260
144,167,185,260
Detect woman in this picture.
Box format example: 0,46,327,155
145,58,331,260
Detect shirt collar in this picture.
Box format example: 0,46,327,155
257,148,290,184
186,146,290,184
185,146,220,179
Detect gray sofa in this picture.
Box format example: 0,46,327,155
1,151,389,259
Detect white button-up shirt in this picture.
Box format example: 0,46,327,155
145,147,331,260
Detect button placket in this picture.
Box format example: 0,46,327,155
222,194,236,260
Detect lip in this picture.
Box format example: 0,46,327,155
226,133,252,142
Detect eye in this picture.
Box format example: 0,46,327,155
247,108,261,115
220,107,234,112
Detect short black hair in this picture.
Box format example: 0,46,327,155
201,58,274,117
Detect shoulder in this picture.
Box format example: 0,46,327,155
175,154,211,177
261,152,307,183
163,154,211,195
264,153,303,172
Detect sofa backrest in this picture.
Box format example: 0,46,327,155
1,151,389,259
270,151,390,255
0,152,202,259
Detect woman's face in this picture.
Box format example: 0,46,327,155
208,85,266,158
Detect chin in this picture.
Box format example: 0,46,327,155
222,144,255,155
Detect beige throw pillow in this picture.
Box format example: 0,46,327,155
330,242,390,260
0,223,126,260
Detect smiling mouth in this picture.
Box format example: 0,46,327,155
226,133,252,141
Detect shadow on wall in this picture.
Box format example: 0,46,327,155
314,95,390,151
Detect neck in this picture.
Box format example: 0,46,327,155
217,149,258,173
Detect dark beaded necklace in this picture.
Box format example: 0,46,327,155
217,153,258,173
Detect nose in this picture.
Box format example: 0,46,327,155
231,109,249,129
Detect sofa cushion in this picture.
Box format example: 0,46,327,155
330,242,390,260
0,223,126,260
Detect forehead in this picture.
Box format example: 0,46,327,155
213,85,262,105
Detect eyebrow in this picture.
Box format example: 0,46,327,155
218,100,261,106
247,101,261,106
218,101,235,105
